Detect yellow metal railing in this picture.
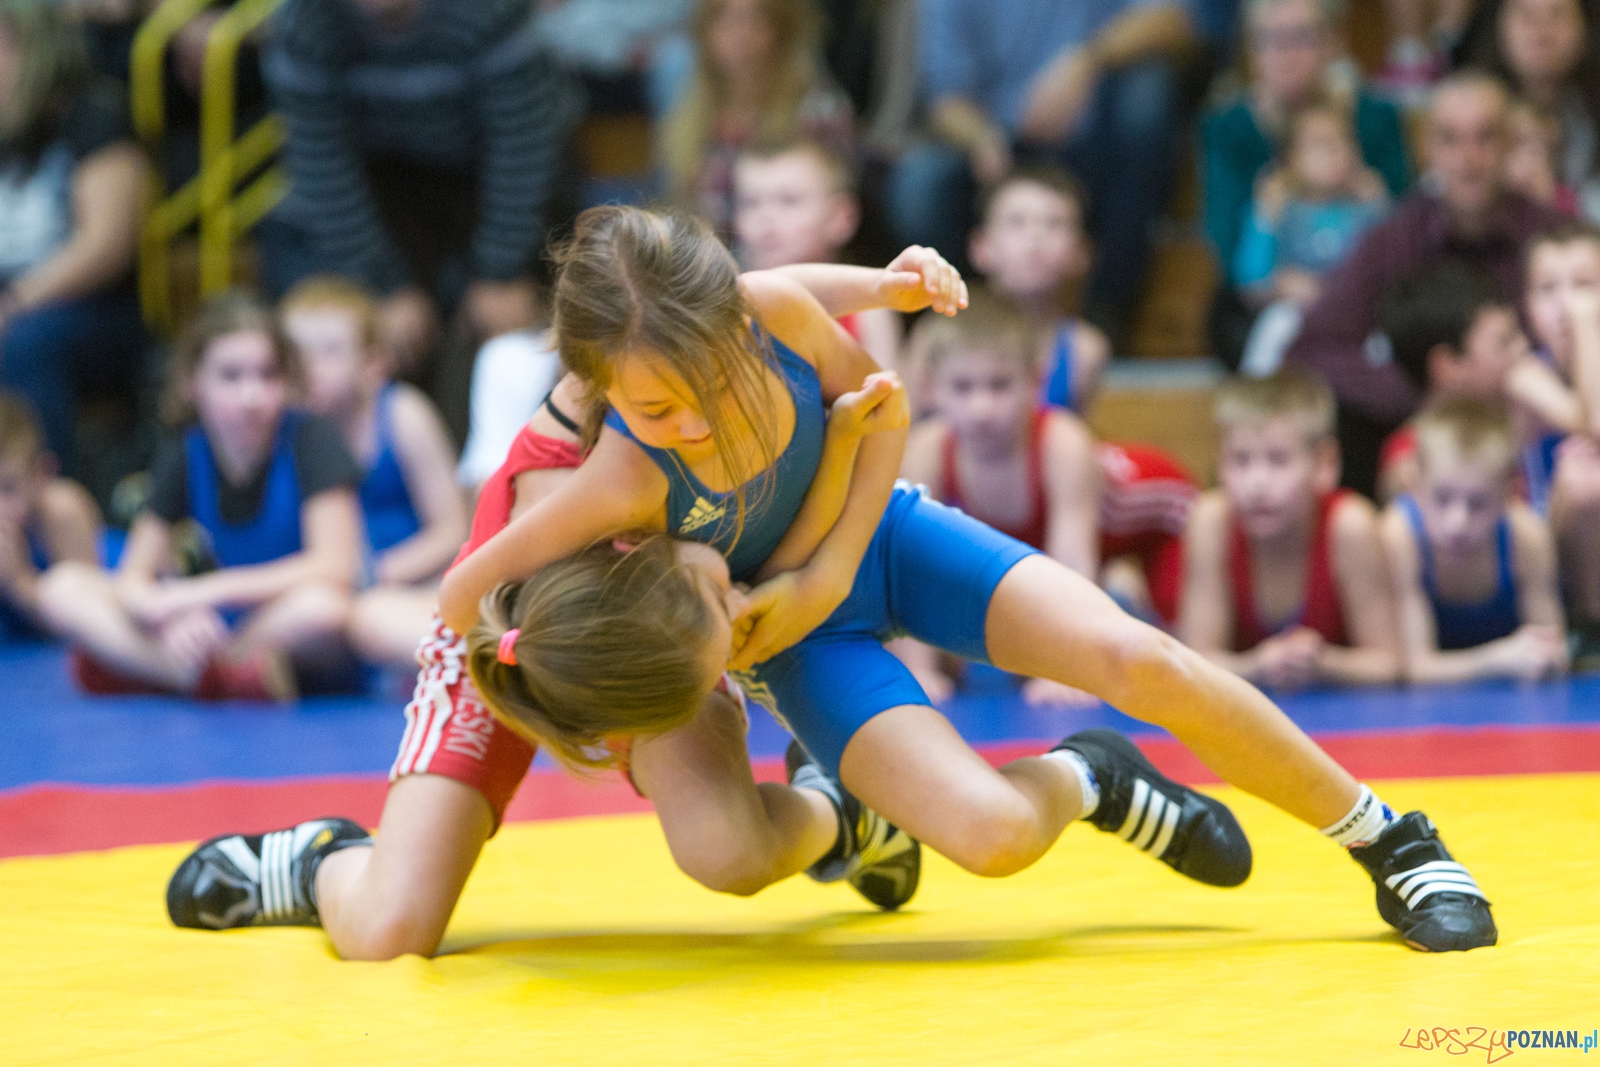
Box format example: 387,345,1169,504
131,0,289,333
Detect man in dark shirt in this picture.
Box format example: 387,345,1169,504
1285,70,1563,496
258,0,579,377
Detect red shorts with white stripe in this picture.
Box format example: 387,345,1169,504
1095,443,1197,626
391,617,753,830
390,617,535,830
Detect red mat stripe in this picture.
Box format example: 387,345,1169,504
5,724,1599,858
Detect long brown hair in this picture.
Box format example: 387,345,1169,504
660,0,826,203
464,538,718,771
0,0,90,160
551,205,781,539
162,291,302,427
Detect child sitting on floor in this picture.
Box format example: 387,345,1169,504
733,141,902,367
0,391,100,641
1380,397,1567,683
1180,369,1402,689
280,278,469,670
38,293,363,701
898,296,1196,705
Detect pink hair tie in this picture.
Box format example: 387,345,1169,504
497,628,521,666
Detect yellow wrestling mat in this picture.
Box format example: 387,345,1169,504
7,773,1598,1066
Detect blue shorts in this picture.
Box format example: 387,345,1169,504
741,484,1038,777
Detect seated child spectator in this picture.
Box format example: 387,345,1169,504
1504,98,1582,216
280,278,469,671
964,167,1109,414
1180,369,1402,689
1375,259,1571,503
896,296,1195,705
1520,221,1600,665
1234,103,1391,376
734,141,901,366
1380,397,1568,683
37,293,363,701
0,391,100,640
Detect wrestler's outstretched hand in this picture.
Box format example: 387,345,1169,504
873,246,969,317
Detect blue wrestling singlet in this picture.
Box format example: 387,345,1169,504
186,411,305,569
359,384,421,555
1398,494,1520,651
605,326,825,582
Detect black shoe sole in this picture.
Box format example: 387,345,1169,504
167,833,256,929
850,840,921,911
1381,889,1499,952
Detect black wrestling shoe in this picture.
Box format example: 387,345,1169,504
1053,728,1253,887
786,741,921,910
1348,811,1497,953
167,818,371,930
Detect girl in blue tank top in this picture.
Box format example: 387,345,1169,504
283,278,470,671
39,293,364,701
1381,402,1568,685
441,209,1498,953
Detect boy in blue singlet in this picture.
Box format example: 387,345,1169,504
1380,398,1567,684
943,166,1108,414
0,391,101,641
281,278,469,670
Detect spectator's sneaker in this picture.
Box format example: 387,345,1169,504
1348,811,1497,952
195,652,297,703
167,818,371,930
1053,728,1252,887
70,650,164,696
786,741,921,910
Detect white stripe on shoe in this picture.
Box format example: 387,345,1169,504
259,830,295,922
1402,879,1487,907
1117,780,1177,857
1386,861,1486,904
1148,802,1181,860
214,836,260,884
1117,780,1151,840
1131,794,1166,852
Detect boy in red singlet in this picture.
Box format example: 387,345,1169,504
897,296,1196,704
1181,370,1402,689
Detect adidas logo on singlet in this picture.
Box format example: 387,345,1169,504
679,496,727,534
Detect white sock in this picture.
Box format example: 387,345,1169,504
1043,749,1100,820
1320,785,1396,849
